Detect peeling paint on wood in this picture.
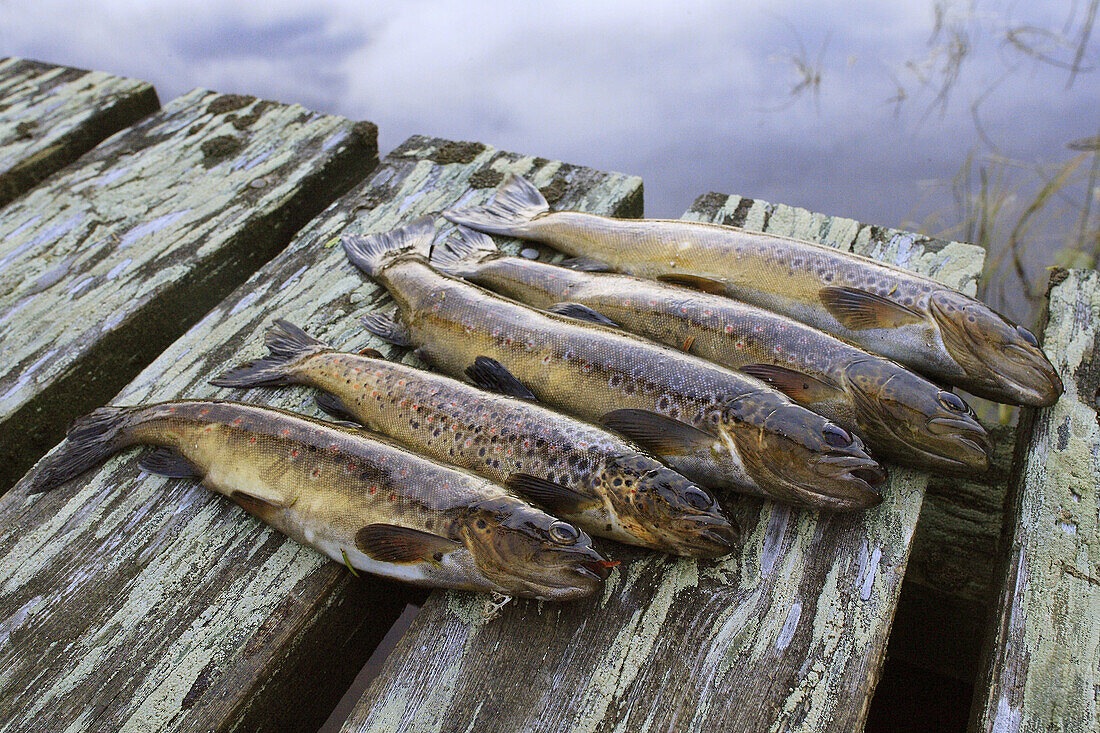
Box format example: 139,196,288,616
971,268,1100,733
0,137,642,732
0,88,378,493
0,57,159,206
342,192,985,733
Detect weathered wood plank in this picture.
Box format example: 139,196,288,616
0,137,642,732
0,57,159,206
970,268,1100,733
343,193,986,733
0,88,378,493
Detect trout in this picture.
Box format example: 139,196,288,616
443,174,1062,407
28,400,612,600
341,218,886,512
213,321,737,557
432,229,991,473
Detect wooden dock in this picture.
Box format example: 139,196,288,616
0,57,1095,733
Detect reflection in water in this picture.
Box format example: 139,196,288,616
2,0,1096,323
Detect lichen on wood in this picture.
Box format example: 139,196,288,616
0,136,641,732
970,267,1100,733
0,57,159,206
0,88,378,494
343,192,985,733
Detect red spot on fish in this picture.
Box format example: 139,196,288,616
353,367,360,373
312,469,320,477
389,494,396,502
281,429,290,436
204,426,212,433
369,485,377,494
290,449,299,458
249,436,256,443
233,418,242,425
199,409,209,416
397,379,405,386
725,325,734,334
347,463,355,471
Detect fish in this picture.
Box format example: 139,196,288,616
212,320,738,557
341,218,886,512
431,229,991,473
442,174,1063,407
26,400,613,601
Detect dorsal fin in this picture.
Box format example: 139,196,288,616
465,356,538,401
600,409,716,455
819,286,924,330
547,303,620,328
739,364,844,405
355,524,461,564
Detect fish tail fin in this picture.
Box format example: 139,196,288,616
342,216,436,278
26,406,137,493
211,320,331,389
442,173,549,236
429,226,500,277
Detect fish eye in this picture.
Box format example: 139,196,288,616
937,390,968,413
822,424,853,448
547,521,580,545
683,486,713,510
1016,325,1039,348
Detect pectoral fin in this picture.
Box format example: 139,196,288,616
230,486,293,510
600,409,716,455
819,286,924,330
656,273,727,295
547,303,620,328
739,364,844,405
505,473,599,515
465,356,538,401
355,524,461,564
315,392,360,423
138,448,201,479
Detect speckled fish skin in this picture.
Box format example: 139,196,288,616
28,400,610,601
432,235,991,474
342,220,888,513
442,174,1063,407
213,322,737,558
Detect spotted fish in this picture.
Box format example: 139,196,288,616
27,400,612,600
341,218,886,512
442,174,1062,406
431,229,991,473
213,321,737,557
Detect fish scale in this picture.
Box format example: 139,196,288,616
443,173,1063,407
342,219,887,512
430,240,991,473
28,399,612,600
212,321,738,557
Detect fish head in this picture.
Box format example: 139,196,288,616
603,453,738,558
716,391,886,511
842,359,990,472
929,289,1062,406
462,495,613,600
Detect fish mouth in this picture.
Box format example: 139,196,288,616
1002,345,1063,406
811,454,886,510
682,514,739,557
926,416,991,469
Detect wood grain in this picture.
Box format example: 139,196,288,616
0,88,378,493
343,192,986,733
970,267,1100,733
0,137,642,732
0,57,159,206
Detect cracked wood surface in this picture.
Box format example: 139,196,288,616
0,88,378,493
0,57,159,206
343,192,986,733
971,268,1100,733
0,136,642,732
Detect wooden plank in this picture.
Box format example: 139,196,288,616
0,88,378,494
970,267,1100,733
0,137,643,732
343,193,987,733
0,57,159,206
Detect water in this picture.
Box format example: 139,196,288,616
2,0,1097,322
